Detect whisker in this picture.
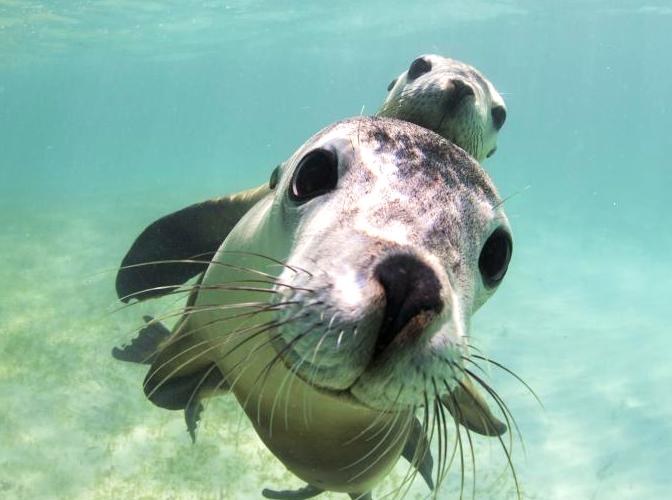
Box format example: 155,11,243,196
183,362,219,441
375,403,415,500
461,362,525,455
298,322,335,430
139,301,299,365
111,249,310,278
344,384,404,447
217,250,311,277
391,403,432,500
492,185,531,210
461,368,522,500
432,398,442,499
432,378,451,492
453,383,477,500
452,390,466,500
251,324,320,426
266,319,332,436
207,299,321,429
346,411,413,484
421,385,440,495
194,313,311,421
145,313,303,400
341,406,405,473
471,354,543,409
116,281,293,306
120,301,278,341
385,405,429,500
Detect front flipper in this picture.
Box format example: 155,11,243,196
401,416,434,490
442,378,507,437
112,315,171,365
116,183,271,302
143,361,228,441
261,484,324,499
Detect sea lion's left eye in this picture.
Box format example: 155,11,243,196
479,227,512,288
387,78,397,91
407,57,432,80
289,148,338,203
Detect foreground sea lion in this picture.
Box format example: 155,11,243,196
114,117,515,498
114,55,507,304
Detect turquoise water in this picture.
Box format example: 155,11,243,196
1,1,671,499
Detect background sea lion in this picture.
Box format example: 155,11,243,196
114,54,506,304
114,117,515,498
379,54,507,162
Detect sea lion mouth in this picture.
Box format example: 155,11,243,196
271,335,375,408
371,310,438,362
271,309,441,411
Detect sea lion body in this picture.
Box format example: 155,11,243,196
138,117,512,495
114,55,514,497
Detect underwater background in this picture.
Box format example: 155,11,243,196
1,1,671,498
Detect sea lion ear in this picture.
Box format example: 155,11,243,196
115,183,271,302
441,377,507,437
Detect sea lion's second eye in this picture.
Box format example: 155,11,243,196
491,105,507,131
407,57,432,80
387,78,397,91
479,227,512,288
290,148,338,203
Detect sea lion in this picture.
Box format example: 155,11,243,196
378,54,506,162
114,117,515,497
114,54,506,304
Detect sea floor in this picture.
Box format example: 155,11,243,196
1,195,670,499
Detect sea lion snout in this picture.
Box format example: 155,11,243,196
373,253,443,356
442,79,475,115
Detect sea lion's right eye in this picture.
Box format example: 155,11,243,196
479,227,512,289
491,105,507,131
387,78,397,91
407,57,432,80
289,148,338,203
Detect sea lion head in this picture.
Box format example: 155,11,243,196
378,54,507,162
233,117,513,412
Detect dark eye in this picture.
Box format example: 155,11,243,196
387,78,397,91
269,165,280,189
289,148,338,203
479,227,512,288
491,105,507,131
407,57,432,80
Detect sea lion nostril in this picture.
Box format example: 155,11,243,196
443,79,475,114
373,254,443,354
451,79,475,98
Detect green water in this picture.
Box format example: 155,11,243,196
1,1,671,499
